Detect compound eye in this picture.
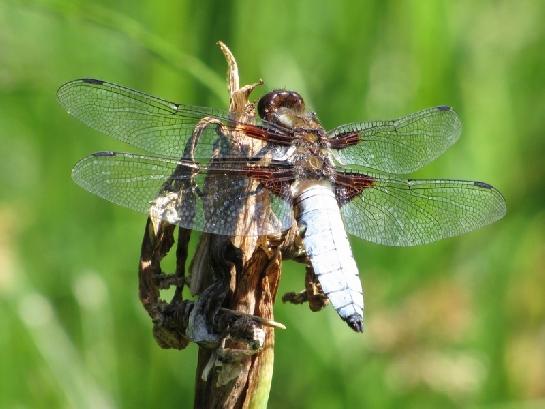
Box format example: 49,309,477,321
284,91,304,113
257,90,305,123
257,92,276,121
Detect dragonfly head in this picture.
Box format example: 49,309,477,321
258,89,308,128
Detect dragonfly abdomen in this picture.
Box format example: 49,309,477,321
294,182,364,332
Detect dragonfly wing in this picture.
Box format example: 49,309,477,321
58,79,240,158
329,106,462,174
72,152,294,236
340,175,506,246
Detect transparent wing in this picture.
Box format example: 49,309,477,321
340,176,506,246
329,106,462,174
58,79,250,158
72,152,294,236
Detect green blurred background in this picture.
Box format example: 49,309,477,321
1,1,544,408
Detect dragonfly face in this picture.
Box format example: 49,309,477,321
58,78,506,331
258,89,306,126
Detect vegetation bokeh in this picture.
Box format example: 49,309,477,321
1,1,544,408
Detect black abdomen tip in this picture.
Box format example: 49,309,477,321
345,314,364,333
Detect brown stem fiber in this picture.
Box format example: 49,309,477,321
137,42,292,409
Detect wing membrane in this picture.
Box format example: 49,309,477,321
58,79,295,159
341,176,506,246
329,106,462,174
72,152,294,236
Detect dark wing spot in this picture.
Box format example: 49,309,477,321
92,151,116,157
474,181,493,189
82,78,105,85
437,105,451,111
334,172,375,205
329,131,360,149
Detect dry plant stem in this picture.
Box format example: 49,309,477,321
138,220,284,351
192,42,282,409
137,42,288,409
139,220,191,349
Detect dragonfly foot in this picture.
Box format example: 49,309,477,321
281,290,308,304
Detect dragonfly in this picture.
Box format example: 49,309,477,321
58,78,506,332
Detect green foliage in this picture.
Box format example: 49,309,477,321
1,1,544,408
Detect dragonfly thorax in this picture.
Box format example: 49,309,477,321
288,142,336,182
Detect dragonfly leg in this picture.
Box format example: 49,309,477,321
282,290,308,304
282,265,329,312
